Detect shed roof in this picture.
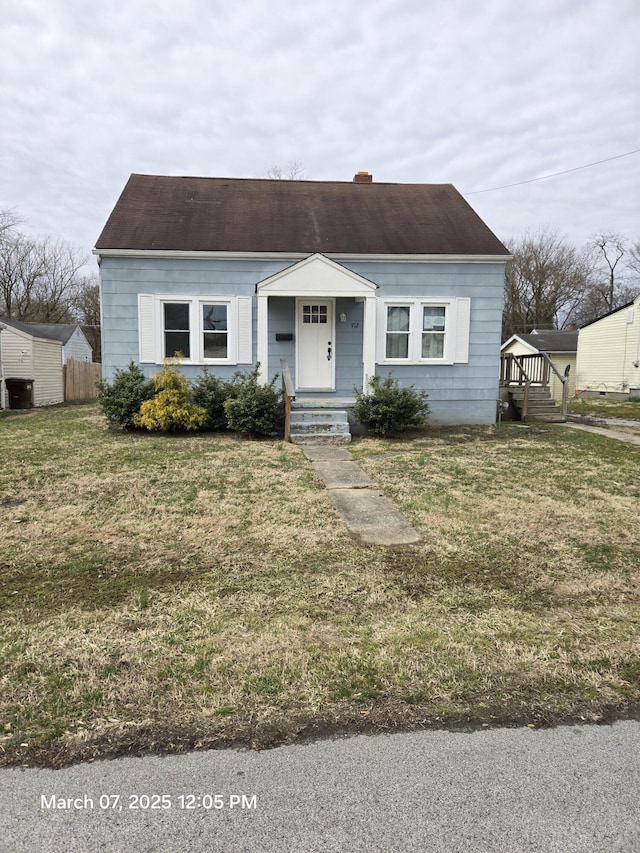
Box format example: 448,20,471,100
502,330,578,353
0,318,79,345
95,174,510,257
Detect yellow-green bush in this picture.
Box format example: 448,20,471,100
133,361,207,432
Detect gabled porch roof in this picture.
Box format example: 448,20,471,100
256,253,378,297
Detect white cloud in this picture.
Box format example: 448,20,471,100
0,0,638,263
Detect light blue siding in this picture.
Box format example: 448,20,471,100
341,261,504,424
100,255,504,424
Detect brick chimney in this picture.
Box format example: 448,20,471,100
353,171,373,183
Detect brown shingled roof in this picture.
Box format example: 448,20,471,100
95,174,510,256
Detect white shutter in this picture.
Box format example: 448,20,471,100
237,296,253,364
138,294,156,363
453,298,471,363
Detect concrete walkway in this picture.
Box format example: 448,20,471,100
301,445,421,546
564,422,640,446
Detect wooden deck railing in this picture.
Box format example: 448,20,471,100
280,358,296,441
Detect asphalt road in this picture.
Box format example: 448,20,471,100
1,721,639,852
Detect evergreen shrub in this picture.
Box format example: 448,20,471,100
97,362,153,429
353,374,430,436
223,365,284,436
134,360,207,432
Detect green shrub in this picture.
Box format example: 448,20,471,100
133,361,207,433
353,374,429,436
223,365,284,436
192,369,236,431
97,362,153,429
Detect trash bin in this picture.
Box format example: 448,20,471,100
5,378,34,409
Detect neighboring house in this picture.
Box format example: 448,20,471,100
0,318,65,406
94,172,510,425
501,330,578,402
576,294,640,399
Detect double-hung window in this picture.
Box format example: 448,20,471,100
164,302,191,359
385,306,411,359
139,294,252,365
378,298,470,365
202,303,228,359
421,306,446,359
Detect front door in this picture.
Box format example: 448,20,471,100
296,299,335,391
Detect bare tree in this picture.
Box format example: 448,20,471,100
591,233,626,312
0,209,87,323
501,229,593,339
0,208,21,239
624,238,640,282
265,160,306,180
565,234,640,326
73,275,101,361
0,232,46,319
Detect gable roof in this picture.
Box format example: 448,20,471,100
0,317,80,345
502,330,578,353
95,174,510,257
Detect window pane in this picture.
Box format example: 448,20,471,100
422,333,444,359
387,306,410,332
423,306,446,331
203,332,228,359
203,304,227,331
164,303,190,358
164,303,189,330
165,331,190,358
386,333,409,359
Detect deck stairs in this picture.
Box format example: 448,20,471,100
507,386,566,423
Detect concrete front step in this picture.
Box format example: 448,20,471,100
292,398,356,409
289,409,352,444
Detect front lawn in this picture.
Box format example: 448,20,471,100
568,397,640,421
1,404,639,767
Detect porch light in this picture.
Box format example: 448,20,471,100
339,313,347,323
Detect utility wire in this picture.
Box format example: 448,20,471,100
463,148,640,195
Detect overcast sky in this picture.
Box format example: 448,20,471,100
1,0,638,271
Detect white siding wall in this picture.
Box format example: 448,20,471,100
1,326,34,378
63,328,92,364
577,299,640,396
32,339,64,405
551,353,576,401
1,326,64,405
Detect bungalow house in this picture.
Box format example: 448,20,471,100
94,172,510,428
576,294,640,399
501,329,578,402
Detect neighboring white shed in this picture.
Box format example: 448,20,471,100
501,330,578,402
0,320,92,364
576,295,640,399
0,319,65,407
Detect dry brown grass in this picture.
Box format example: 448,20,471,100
1,406,639,767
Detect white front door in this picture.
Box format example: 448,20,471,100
296,299,335,390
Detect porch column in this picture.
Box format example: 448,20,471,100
256,293,269,384
362,294,377,391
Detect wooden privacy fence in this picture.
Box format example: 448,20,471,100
64,359,102,401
